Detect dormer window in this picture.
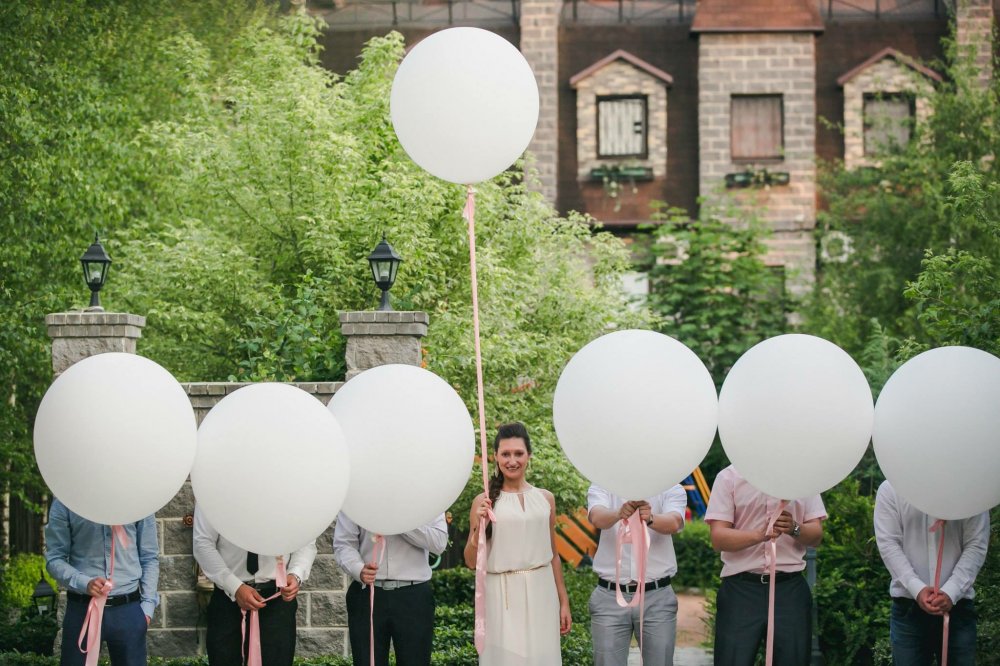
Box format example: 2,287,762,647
863,92,915,156
598,95,648,158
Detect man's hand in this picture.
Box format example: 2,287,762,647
771,511,794,537
916,587,942,615
636,502,653,525
281,574,301,602
86,577,110,597
146,616,151,626
235,584,266,611
929,590,954,613
618,501,638,521
360,563,378,586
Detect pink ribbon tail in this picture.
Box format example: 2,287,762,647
368,535,386,666
613,512,650,663
930,519,949,666
274,556,288,589
474,508,496,654
78,525,128,666
764,501,789,666
242,589,281,666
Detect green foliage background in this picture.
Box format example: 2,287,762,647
0,0,645,518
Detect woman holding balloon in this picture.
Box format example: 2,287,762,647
465,422,572,666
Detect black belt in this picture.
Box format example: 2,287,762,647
732,571,802,584
67,590,141,607
597,576,672,594
217,582,278,597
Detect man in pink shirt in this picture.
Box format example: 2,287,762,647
704,465,826,665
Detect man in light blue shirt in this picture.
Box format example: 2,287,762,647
45,498,159,666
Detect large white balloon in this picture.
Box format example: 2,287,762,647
390,27,539,184
873,346,1000,520
552,330,718,499
34,353,196,525
192,383,350,555
717,334,874,499
328,365,474,536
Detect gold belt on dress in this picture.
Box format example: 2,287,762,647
488,563,549,610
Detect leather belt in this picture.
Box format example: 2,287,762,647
372,579,424,590
732,570,802,584
67,590,141,607
597,576,672,594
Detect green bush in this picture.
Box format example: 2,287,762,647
561,564,597,626
0,556,56,611
0,612,58,656
673,519,719,591
430,566,474,607
974,507,1000,663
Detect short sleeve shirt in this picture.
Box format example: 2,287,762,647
704,466,827,577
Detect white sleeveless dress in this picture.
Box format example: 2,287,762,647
481,487,561,666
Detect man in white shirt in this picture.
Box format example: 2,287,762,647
587,484,688,666
332,512,448,666
874,480,989,666
192,506,317,666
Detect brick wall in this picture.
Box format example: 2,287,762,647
698,32,818,294
520,0,561,205
956,0,994,88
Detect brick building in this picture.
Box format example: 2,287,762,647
313,0,996,295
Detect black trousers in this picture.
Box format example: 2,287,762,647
346,580,435,666
206,587,298,666
714,574,812,666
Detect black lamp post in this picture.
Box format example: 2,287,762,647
80,234,112,311
31,572,57,617
367,234,403,311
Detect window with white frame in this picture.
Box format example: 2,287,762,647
597,95,648,158
863,92,915,156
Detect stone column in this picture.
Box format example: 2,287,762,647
46,311,146,376
339,311,429,380
956,0,994,88
520,0,561,205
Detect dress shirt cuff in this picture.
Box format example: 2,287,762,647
940,580,964,604
348,562,364,583
904,575,927,600
222,572,245,600
141,601,156,620
68,572,90,595
288,568,307,585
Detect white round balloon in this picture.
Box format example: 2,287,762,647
717,334,874,499
873,346,1000,520
328,365,474,535
192,383,350,555
34,353,196,525
552,330,718,499
390,27,539,184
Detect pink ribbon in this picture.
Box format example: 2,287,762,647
464,184,495,655
78,525,129,666
930,519,949,666
613,512,650,661
241,589,281,666
367,535,386,666
763,500,789,666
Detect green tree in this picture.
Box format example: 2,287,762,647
0,1,646,521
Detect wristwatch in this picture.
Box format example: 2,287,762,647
645,514,654,526
790,521,801,538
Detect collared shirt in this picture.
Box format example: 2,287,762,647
704,465,827,577
588,484,688,583
44,498,160,619
191,505,317,600
874,480,988,603
332,512,448,584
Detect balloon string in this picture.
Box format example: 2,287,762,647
764,501,788,666
465,185,493,656
613,513,650,663
78,525,128,666
368,535,386,666
930,520,949,666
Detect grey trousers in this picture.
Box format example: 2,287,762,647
589,584,678,666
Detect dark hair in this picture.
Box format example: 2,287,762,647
485,422,532,538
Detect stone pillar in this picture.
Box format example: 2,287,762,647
45,311,146,376
520,0,561,205
339,311,429,380
956,0,994,88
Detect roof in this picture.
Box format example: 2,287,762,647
569,49,674,88
836,47,944,86
691,0,824,33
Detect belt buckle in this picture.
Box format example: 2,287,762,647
381,580,399,590
759,573,769,584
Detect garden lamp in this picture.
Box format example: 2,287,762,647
31,572,57,617
80,233,112,311
367,234,403,312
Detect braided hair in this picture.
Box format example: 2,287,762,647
485,422,532,539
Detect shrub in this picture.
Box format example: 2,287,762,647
673,519,719,591
0,556,56,611
974,506,1000,663
431,566,474,607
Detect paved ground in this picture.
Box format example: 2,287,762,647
626,592,713,665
